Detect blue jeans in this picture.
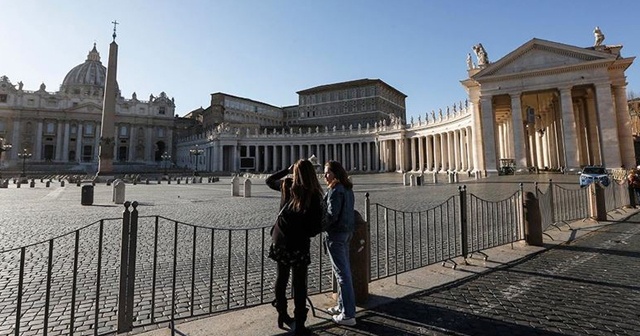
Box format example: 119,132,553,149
325,231,356,317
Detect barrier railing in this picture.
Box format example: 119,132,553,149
369,194,460,281
2,181,632,335
369,185,524,281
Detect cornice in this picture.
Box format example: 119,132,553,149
475,59,613,84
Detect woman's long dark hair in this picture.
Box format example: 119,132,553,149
290,159,323,211
325,160,353,190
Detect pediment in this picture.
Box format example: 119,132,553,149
69,102,102,113
473,38,617,79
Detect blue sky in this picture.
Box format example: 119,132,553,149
3,1,640,121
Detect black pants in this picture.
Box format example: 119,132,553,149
275,261,308,315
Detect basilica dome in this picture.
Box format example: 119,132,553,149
60,44,117,97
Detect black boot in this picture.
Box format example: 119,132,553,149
293,308,311,335
272,299,294,330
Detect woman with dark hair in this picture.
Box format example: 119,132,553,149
266,159,324,335
323,160,356,326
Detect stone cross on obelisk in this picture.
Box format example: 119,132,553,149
97,21,119,177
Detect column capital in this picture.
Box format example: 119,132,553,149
558,86,573,94
508,92,522,99
479,95,492,103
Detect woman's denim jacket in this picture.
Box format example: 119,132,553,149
324,183,355,233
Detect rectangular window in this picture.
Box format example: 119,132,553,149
84,124,94,135
82,145,93,162
159,106,166,115
46,122,55,134
120,126,128,137
0,94,7,103
158,127,165,137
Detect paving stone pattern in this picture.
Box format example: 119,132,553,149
0,173,584,335
313,214,640,336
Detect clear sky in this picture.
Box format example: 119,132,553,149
3,0,640,122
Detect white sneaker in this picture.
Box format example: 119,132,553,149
332,312,356,326
327,305,342,315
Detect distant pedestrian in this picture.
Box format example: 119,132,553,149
323,160,357,326
627,169,640,204
266,159,324,335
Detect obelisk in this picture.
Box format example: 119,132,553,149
97,21,119,177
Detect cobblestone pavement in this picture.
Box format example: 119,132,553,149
0,172,581,335
311,213,640,336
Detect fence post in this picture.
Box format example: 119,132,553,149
548,179,555,224
459,186,468,260
519,183,525,240
117,201,132,333
351,193,370,304
116,201,140,333
125,201,139,329
523,192,543,246
592,183,607,221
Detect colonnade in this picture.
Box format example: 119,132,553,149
386,126,475,173
193,140,381,173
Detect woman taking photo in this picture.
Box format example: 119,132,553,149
323,160,356,326
266,159,324,335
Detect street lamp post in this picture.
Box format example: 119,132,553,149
0,138,12,180
17,148,32,179
161,152,171,177
189,145,204,176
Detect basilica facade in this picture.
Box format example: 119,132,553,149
0,44,175,173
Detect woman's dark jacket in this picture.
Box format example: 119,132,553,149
266,169,323,264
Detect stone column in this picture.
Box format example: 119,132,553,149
368,142,373,172
128,126,136,161
434,134,441,172
380,141,387,172
36,121,43,160
263,145,269,172
418,136,424,172
559,87,580,170
461,129,468,171
454,131,461,171
11,120,20,160
585,90,601,165
145,127,153,163
55,122,63,161
470,98,484,173
76,124,83,162
272,145,278,171
358,142,364,171
409,137,418,171
613,84,636,168
426,136,433,171
374,141,380,172
480,96,498,174
349,142,355,170
62,122,70,162
510,93,527,168
441,133,448,171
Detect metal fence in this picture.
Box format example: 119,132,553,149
2,180,632,335
369,185,525,281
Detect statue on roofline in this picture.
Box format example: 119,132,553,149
472,43,489,66
594,26,605,47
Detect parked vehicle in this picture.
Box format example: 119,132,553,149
579,166,610,187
